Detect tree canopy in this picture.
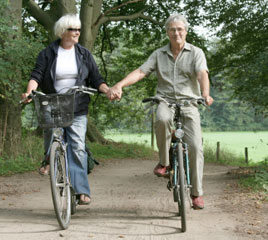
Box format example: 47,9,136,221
202,0,268,115
14,1,268,119
0,0,267,157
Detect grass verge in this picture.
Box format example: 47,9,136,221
88,141,157,160
0,134,44,176
0,137,157,176
237,160,268,194
204,144,268,194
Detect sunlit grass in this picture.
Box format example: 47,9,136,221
105,131,268,163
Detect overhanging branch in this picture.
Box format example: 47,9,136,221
140,14,164,27
103,0,144,17
95,7,163,29
23,0,53,30
94,0,148,28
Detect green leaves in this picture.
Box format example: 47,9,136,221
204,0,268,114
0,1,45,104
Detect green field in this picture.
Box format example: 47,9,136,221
105,131,268,162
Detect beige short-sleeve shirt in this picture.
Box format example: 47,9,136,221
139,42,208,100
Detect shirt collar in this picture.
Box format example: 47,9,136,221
161,42,191,56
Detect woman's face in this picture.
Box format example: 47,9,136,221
61,26,81,46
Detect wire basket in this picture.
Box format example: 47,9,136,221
33,93,75,128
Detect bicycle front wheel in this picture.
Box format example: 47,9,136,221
177,142,186,232
50,141,71,229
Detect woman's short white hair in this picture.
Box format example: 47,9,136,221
165,14,189,31
54,14,81,38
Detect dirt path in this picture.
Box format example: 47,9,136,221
0,159,267,240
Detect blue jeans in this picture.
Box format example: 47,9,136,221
44,115,90,197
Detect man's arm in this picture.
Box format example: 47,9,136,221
197,70,214,106
109,68,146,100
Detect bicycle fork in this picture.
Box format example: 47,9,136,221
167,142,192,205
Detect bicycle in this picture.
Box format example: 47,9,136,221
142,96,206,232
20,85,97,229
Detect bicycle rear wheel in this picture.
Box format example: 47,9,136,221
50,141,71,229
177,142,186,232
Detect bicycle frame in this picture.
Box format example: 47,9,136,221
172,103,191,188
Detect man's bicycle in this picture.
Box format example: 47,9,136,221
143,96,206,232
20,86,97,229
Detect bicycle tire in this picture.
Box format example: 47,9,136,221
177,142,187,232
50,141,71,229
71,190,77,215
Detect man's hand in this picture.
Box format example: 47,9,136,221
203,95,214,106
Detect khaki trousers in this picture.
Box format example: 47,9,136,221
155,102,204,196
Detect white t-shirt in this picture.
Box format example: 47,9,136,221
54,46,78,93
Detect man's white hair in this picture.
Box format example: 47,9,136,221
165,14,189,31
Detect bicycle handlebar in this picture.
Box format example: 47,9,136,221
20,86,98,104
142,97,160,104
65,85,98,94
142,96,207,107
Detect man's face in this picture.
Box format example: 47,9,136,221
167,20,187,46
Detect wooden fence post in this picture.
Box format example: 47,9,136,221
216,141,220,161
245,147,248,165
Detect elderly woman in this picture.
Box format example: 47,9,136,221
22,14,110,205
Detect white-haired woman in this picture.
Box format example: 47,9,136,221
22,14,110,205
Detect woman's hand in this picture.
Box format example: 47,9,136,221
21,92,32,103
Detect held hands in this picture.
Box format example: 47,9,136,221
106,84,123,101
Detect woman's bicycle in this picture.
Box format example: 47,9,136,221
142,96,206,232
20,86,97,229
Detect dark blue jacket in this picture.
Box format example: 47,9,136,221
30,39,105,116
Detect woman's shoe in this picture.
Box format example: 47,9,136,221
39,158,50,175
39,164,50,175
79,194,91,205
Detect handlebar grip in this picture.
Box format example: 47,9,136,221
19,92,34,104
82,87,98,93
142,98,152,103
197,98,207,106
142,97,160,104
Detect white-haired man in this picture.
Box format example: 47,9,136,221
109,14,213,209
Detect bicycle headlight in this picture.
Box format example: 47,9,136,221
174,129,184,139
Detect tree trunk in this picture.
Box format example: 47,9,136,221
86,117,108,144
0,102,22,156
80,0,103,50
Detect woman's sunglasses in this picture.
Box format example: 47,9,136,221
67,28,81,32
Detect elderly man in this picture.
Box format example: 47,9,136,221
109,14,213,209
